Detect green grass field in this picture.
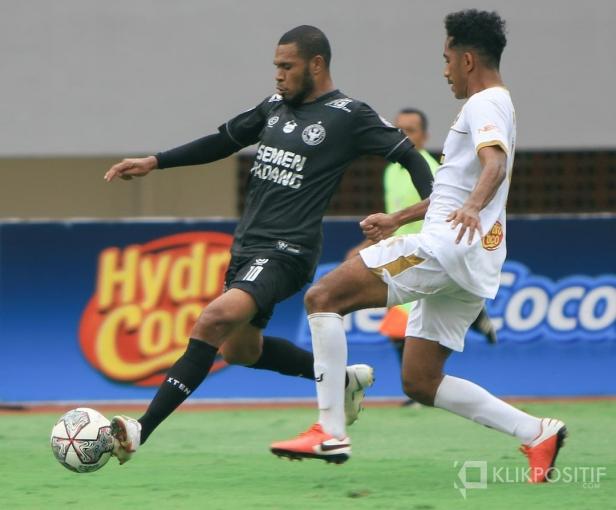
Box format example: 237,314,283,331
3,401,615,510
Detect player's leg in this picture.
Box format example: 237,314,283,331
307,253,388,431
379,303,419,406
270,254,388,462
223,254,318,380
403,295,566,483
111,287,259,463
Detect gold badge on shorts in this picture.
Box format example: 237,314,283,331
482,221,504,251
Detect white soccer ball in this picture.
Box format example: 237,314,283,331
50,407,114,473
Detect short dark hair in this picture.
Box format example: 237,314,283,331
445,10,507,69
398,108,429,132
278,25,332,68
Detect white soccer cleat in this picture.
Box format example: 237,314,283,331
345,364,374,426
110,415,142,465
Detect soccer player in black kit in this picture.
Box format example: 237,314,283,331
104,25,433,464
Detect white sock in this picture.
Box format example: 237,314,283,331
308,312,348,439
434,375,541,444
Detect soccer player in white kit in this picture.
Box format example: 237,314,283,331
271,10,567,483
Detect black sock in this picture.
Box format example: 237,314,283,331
248,336,350,387
247,336,315,380
138,338,217,444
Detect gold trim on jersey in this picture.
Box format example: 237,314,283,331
476,140,509,155
369,254,425,278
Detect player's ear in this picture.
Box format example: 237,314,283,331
463,51,475,73
311,55,326,75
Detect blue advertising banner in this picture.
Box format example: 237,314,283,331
0,216,614,402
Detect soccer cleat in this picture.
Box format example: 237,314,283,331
270,423,351,464
519,418,567,483
110,415,142,465
345,364,374,426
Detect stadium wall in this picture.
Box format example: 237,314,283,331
2,0,615,157
1,217,614,403
0,157,236,218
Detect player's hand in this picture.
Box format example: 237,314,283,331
446,204,483,245
360,213,398,242
104,156,158,182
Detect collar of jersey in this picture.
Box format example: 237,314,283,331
297,89,341,106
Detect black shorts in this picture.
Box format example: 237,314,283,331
225,252,312,329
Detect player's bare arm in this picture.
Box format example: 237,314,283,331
447,144,507,244
360,198,430,241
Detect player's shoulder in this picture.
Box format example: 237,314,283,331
265,93,284,104
316,91,362,115
462,87,514,123
252,93,284,113
466,87,513,110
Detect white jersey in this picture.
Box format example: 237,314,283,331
419,86,516,299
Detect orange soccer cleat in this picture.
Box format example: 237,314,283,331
270,423,351,464
520,418,567,483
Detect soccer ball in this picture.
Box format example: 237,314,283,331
50,407,115,473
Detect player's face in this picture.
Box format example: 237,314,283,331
396,113,427,149
274,43,315,106
443,37,468,99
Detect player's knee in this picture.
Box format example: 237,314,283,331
402,373,438,406
219,343,261,366
191,306,238,342
304,283,338,314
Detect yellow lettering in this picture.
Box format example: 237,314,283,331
139,310,173,356
169,243,206,303
96,305,184,382
140,254,172,309
97,247,139,311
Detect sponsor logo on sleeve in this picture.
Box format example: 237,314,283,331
482,221,504,250
478,124,498,133
325,98,353,112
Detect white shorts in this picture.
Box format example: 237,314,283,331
359,234,484,352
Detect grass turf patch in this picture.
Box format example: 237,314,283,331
2,401,615,509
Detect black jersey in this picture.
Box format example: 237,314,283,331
220,90,413,270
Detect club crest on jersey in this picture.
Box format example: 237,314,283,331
267,116,280,128
302,123,326,146
482,221,504,251
283,120,297,134
325,98,353,112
